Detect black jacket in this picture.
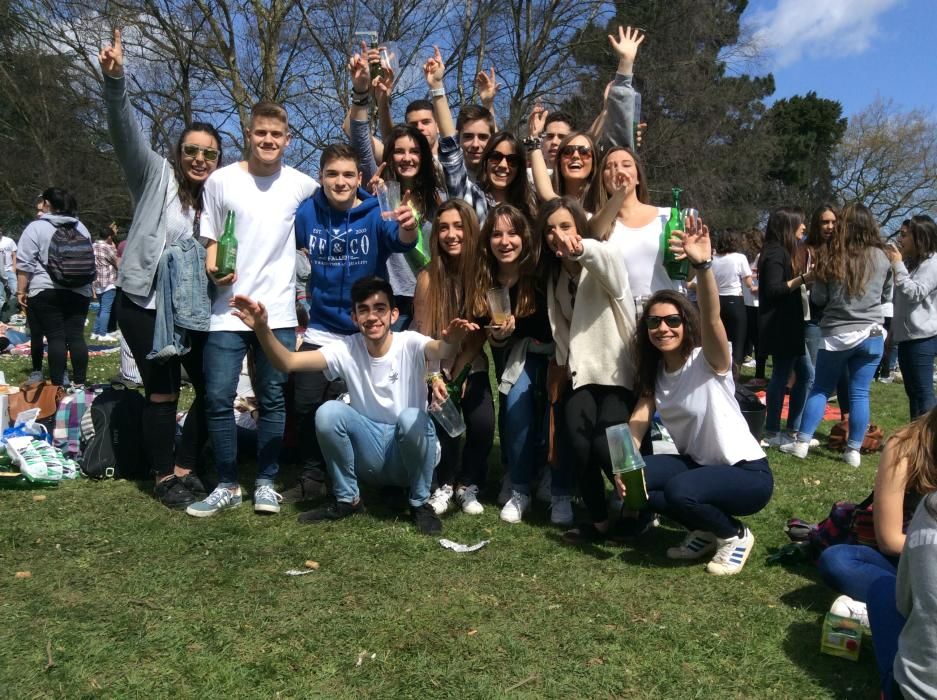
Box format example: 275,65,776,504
757,240,806,357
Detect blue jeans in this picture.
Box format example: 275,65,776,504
868,574,905,700
642,454,773,538
804,322,851,415
315,400,436,507
897,334,937,419
203,328,294,486
501,353,553,495
93,288,116,336
797,335,884,449
817,543,898,602
766,352,813,433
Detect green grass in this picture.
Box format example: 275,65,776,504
0,346,912,698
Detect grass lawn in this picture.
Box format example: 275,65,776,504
0,341,912,699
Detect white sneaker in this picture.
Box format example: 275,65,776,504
760,432,791,448
428,485,454,515
497,474,513,506
830,594,870,629
667,530,718,560
705,527,755,575
535,469,552,503
843,448,861,468
456,485,484,515
809,438,821,448
742,357,756,369
500,491,530,524
98,333,119,343
779,440,809,459
550,495,573,526
89,333,100,341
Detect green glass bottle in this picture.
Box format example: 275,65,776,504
661,187,688,280
620,468,648,510
215,210,238,278
404,204,431,273
445,363,473,408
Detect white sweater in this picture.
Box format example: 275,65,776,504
546,238,637,391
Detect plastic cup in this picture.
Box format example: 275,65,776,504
377,180,401,220
606,423,645,474
429,396,466,437
486,287,511,326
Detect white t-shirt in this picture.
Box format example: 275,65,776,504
201,163,318,331
0,236,16,271
712,252,751,297
320,331,431,425
609,208,675,298
655,347,766,466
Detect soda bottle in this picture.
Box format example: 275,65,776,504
661,187,688,280
404,204,431,273
215,210,238,278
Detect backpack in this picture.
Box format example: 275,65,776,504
79,388,148,479
45,222,96,288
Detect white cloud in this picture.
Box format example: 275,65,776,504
747,0,900,69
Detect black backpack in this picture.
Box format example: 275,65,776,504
80,388,148,479
45,222,96,288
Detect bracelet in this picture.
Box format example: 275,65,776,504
691,258,712,270
351,86,369,96
429,86,446,98
426,371,442,386
523,136,542,152
351,95,370,107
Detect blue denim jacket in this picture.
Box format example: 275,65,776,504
148,237,210,361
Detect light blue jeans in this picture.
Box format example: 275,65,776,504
765,352,813,434
797,335,884,449
316,400,436,507
93,288,116,336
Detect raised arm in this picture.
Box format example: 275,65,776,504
597,26,643,151
424,317,480,361
890,249,937,302
671,217,731,374
476,67,499,131
425,46,455,139
526,105,557,201
230,296,324,372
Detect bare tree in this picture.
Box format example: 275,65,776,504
832,98,937,227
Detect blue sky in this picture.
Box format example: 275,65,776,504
741,0,936,116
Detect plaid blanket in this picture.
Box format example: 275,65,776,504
53,388,99,458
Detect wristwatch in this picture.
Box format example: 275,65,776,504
523,136,542,152
691,258,713,270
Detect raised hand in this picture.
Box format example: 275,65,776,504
441,318,480,346
608,25,645,65
527,103,547,138
98,27,124,78
423,45,445,89
670,215,711,265
348,45,371,94
366,162,387,195
372,63,395,99
475,67,498,104
230,295,269,330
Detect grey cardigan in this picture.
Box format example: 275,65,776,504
810,248,890,335
104,74,173,299
891,255,937,342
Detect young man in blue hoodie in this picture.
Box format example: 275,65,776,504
280,143,418,504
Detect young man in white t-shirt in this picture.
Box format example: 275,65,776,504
187,101,318,518
230,276,478,534
0,230,17,311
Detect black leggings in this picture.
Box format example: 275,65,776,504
27,289,90,385
719,295,747,368
116,290,207,477
435,371,495,488
562,383,639,523
292,342,347,479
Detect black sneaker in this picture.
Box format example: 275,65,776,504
611,510,660,539
410,503,442,535
297,499,363,524
154,475,197,510
562,522,610,545
178,472,208,500
280,476,328,504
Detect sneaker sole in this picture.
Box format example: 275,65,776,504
706,542,754,575
254,504,281,514
186,501,242,518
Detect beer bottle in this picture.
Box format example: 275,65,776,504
215,210,238,278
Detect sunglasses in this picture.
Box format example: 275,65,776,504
560,145,593,159
645,314,683,330
182,143,220,162
487,151,522,168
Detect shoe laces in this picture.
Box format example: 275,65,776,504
205,486,235,506
255,484,282,503
460,484,479,500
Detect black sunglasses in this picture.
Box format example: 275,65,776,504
645,314,683,330
560,145,593,159
487,151,522,168
182,143,220,162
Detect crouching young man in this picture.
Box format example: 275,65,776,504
231,277,477,534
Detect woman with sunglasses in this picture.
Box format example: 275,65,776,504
885,215,937,419
535,194,642,542
413,201,494,515
423,47,537,224
348,49,442,327
99,30,220,509
526,113,598,207
626,217,772,575
468,203,559,523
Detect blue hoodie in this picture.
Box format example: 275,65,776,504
295,186,415,335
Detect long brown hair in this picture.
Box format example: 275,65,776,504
551,132,598,205
469,204,540,320
173,123,223,213
885,406,937,496
536,196,594,281
815,202,885,297
586,146,650,214
632,290,701,398
420,200,480,338
763,206,805,276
